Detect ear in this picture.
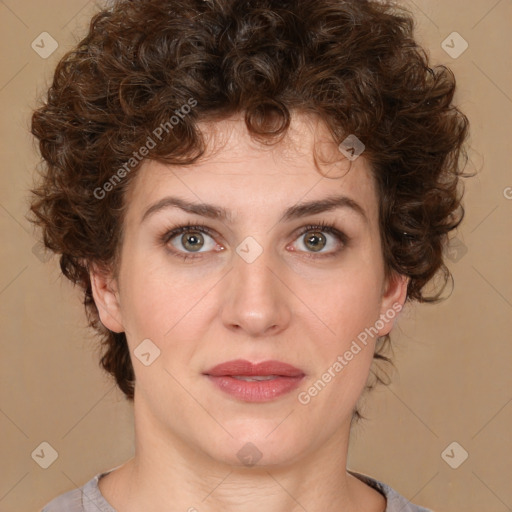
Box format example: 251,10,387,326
377,271,409,337
89,263,124,333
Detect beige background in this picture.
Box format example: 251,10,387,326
1,1,511,511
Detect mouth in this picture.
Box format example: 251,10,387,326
203,359,305,402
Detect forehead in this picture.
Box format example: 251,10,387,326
123,112,378,225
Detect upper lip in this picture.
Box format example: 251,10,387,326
204,359,305,377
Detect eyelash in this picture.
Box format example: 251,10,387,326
159,220,349,261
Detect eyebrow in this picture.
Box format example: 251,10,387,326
140,194,368,225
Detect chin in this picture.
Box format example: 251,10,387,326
204,427,305,468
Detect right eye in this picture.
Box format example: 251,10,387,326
160,223,224,261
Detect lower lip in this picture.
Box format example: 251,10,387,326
205,375,305,402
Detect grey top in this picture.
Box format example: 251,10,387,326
41,467,433,512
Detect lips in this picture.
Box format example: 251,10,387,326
203,359,306,402
204,359,305,378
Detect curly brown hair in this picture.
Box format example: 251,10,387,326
28,0,470,422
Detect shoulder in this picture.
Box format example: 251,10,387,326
348,470,434,512
40,471,116,512
40,486,83,512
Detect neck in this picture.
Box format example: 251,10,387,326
99,397,384,512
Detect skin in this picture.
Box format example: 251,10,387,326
90,112,408,512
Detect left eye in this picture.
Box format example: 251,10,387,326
291,228,341,254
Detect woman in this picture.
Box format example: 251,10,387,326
30,0,469,510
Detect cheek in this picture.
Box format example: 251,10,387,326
299,263,383,345
296,270,383,415
118,254,217,345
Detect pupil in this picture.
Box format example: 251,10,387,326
306,231,325,252
183,232,203,251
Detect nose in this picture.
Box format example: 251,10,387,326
220,245,292,337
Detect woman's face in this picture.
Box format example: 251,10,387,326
91,113,407,467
